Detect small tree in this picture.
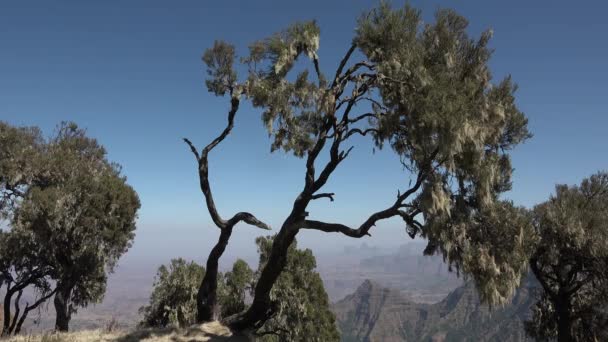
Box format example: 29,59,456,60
139,258,205,328
187,2,532,331
219,259,254,318
526,172,608,341
1,121,140,332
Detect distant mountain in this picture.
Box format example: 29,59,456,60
320,243,462,302
333,276,538,342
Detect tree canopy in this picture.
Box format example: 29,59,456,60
0,121,140,333
527,172,608,341
188,2,532,330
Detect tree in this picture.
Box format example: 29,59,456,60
186,2,532,331
1,122,56,336
0,121,140,332
139,258,205,328
140,237,339,342
526,172,608,341
254,236,339,342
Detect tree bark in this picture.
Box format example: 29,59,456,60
197,226,234,322
8,290,23,334
556,295,573,342
54,281,73,332
2,288,14,336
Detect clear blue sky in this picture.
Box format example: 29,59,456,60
1,1,607,263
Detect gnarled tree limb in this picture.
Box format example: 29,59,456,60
185,90,269,323
311,193,335,202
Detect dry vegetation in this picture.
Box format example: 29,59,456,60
2,321,249,342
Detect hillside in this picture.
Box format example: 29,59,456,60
333,277,538,342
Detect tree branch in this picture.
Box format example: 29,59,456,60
183,138,200,162
303,155,434,238
312,56,323,87
14,288,58,334
348,112,378,124
256,326,290,337
9,290,23,333
311,193,335,201
184,94,270,231
331,44,357,89
303,220,372,237
530,254,558,301
345,128,379,139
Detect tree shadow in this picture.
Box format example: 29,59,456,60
114,322,250,342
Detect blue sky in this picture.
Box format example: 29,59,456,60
1,1,607,263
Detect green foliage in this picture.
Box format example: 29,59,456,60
202,40,237,96
12,122,140,308
202,21,325,157
357,3,531,306
425,201,535,305
219,259,254,318
255,236,340,342
139,258,205,328
140,239,339,341
0,121,140,328
526,172,608,341
0,122,43,219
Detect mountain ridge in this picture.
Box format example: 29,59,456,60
333,276,537,342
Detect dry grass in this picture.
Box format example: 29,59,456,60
3,321,250,342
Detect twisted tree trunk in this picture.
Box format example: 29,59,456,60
14,288,57,334
197,226,234,321
2,287,14,336
556,295,573,342
185,92,269,323
226,221,300,330
54,280,74,332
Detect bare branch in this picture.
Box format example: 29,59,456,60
303,153,436,239
186,94,269,231
331,44,357,88
345,128,379,139
9,289,24,333
183,138,200,162
228,212,271,230
312,56,323,86
302,117,334,193
339,146,354,161
348,112,378,124
303,220,371,237
337,61,375,86
312,135,342,193
311,193,335,201
14,288,58,334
